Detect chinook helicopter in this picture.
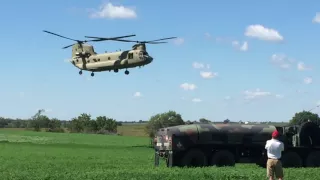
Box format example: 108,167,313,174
43,30,177,76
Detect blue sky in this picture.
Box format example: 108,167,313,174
1,0,320,122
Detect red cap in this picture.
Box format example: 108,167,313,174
272,130,280,138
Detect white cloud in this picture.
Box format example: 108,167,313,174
270,54,294,69
245,24,284,42
232,41,239,46
192,62,205,69
173,38,184,45
316,100,320,105
200,71,218,79
224,96,231,100
192,98,202,102
204,33,212,39
217,37,249,52
180,83,197,90
133,92,142,97
192,62,210,69
275,94,284,99
304,77,312,84
271,54,311,72
232,41,248,51
296,90,308,94
312,13,320,23
240,41,248,51
243,88,271,100
297,62,311,71
192,62,216,79
89,3,137,19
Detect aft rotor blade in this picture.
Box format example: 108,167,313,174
43,30,79,42
146,37,177,43
85,34,136,39
147,41,167,44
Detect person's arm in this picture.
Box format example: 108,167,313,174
265,141,269,149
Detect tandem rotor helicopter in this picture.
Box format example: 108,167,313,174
43,30,177,76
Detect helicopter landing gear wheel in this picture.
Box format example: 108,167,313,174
79,70,82,75
114,69,118,73
91,72,94,77
125,70,129,75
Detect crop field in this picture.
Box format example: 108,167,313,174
0,129,319,180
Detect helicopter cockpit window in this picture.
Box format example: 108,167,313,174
128,53,133,59
143,52,148,56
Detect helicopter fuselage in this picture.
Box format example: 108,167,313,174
71,48,153,72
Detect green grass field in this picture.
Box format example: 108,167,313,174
0,128,319,180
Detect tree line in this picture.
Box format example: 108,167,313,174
0,109,319,138
0,109,121,135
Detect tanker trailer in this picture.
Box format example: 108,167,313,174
154,121,320,168
275,121,320,168
154,123,277,167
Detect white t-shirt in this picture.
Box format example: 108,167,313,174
265,139,284,159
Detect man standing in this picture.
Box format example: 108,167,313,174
265,130,284,180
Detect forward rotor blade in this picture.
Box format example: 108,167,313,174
85,34,136,39
62,44,75,49
87,36,176,44
90,38,137,42
43,30,79,42
91,39,167,44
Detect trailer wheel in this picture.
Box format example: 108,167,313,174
211,150,235,167
305,151,320,167
180,149,208,167
281,151,302,168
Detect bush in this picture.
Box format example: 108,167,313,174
145,110,185,138
45,128,65,133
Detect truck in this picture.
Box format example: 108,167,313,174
154,121,320,168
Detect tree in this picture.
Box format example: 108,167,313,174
0,117,9,128
105,118,117,133
30,109,50,131
46,118,64,133
95,116,118,134
67,114,118,134
69,113,92,133
223,119,230,124
96,116,107,130
145,110,185,138
289,110,320,125
199,118,211,123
